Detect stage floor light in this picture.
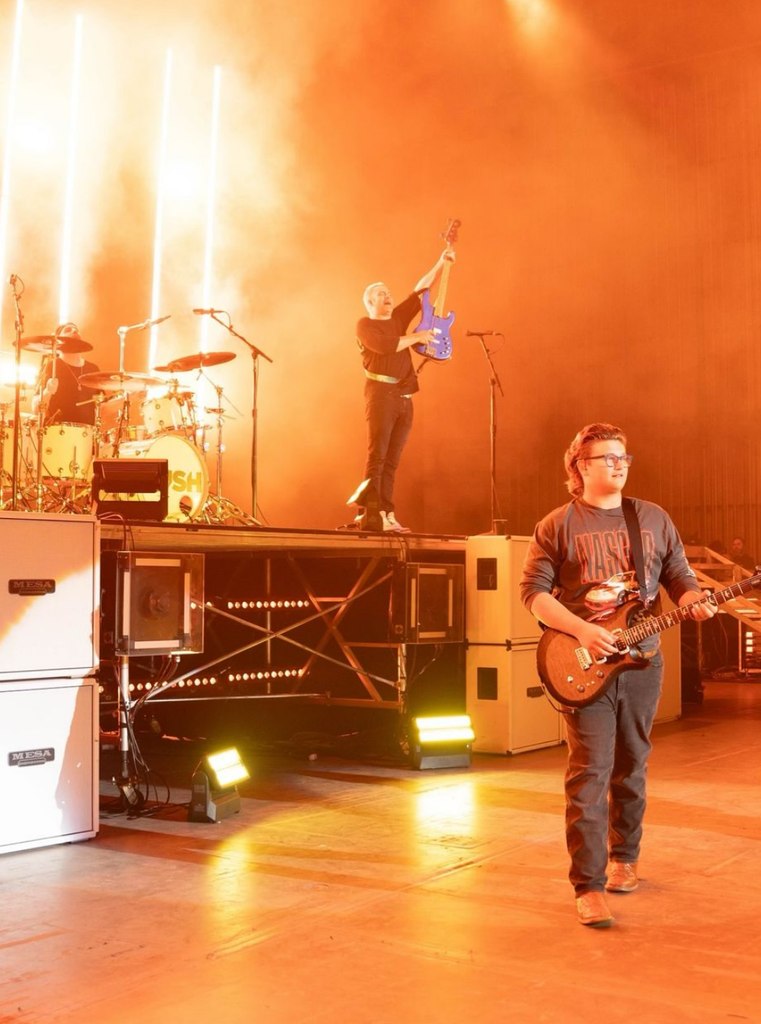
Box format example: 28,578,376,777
408,714,474,770
188,747,250,823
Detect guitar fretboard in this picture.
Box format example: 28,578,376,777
618,573,761,648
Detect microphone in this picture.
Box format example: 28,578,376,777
143,314,171,328
192,308,224,315
117,314,171,333
465,330,494,336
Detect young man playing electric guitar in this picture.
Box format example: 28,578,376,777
520,423,716,927
350,245,455,532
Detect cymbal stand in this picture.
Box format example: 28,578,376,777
92,393,111,459
208,310,272,523
110,391,131,457
0,402,10,509
7,275,25,510
207,379,226,496
191,368,254,525
32,334,63,513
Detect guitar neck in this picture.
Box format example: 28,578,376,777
621,573,761,647
433,261,452,318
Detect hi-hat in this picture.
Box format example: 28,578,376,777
78,371,165,393
161,351,236,373
21,334,93,355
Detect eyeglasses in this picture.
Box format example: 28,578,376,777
583,453,634,468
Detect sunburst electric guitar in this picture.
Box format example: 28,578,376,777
413,218,461,361
537,570,761,708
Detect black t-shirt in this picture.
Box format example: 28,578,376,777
356,292,422,394
41,358,99,425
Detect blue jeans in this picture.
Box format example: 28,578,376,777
363,382,413,513
563,655,663,895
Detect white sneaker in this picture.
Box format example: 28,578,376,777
381,511,411,534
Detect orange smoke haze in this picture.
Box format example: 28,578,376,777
1,0,761,544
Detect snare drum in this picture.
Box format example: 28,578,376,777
119,434,209,520
141,390,195,438
39,422,93,481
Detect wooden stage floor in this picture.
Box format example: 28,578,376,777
1,679,760,1024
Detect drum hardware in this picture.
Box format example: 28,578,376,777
36,422,94,482
190,307,272,522
80,373,164,459
157,350,236,374
140,378,198,439
6,273,28,509
20,334,93,355
78,370,166,394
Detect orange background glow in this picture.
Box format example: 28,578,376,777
1,0,761,550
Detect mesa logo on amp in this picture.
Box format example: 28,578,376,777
8,748,56,767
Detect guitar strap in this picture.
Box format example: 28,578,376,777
622,497,650,608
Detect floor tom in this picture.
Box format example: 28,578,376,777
38,422,93,481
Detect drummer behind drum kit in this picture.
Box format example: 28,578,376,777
0,331,254,525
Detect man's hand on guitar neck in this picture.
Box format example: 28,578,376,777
678,590,717,621
413,247,456,293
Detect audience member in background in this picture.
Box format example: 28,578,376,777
729,536,755,572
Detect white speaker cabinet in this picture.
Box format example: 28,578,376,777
466,643,564,755
465,535,541,645
0,676,99,854
0,511,99,682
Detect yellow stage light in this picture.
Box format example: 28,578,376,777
207,747,250,788
188,746,250,823
408,714,474,770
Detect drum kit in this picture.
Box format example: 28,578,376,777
0,330,253,524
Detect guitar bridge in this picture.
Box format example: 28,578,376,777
576,646,593,671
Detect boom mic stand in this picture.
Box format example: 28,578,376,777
207,310,272,524
472,331,506,533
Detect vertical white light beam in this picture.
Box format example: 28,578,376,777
150,48,173,370
0,0,26,336
200,65,222,355
59,14,84,326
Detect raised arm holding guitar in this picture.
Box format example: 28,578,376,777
348,234,457,533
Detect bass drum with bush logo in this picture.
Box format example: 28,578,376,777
118,434,209,520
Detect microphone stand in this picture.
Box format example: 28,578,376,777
474,332,505,533
209,310,272,524
8,277,24,511
112,315,171,454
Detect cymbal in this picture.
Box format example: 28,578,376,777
162,350,236,373
21,334,93,355
78,371,165,393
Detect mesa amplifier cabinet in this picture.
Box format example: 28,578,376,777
0,676,99,853
0,512,99,682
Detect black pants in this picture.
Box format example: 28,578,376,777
363,382,413,513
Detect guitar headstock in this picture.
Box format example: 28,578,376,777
441,218,461,247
